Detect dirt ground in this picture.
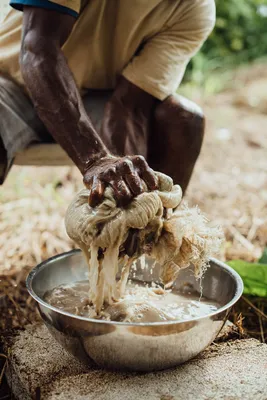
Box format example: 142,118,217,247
186,62,267,262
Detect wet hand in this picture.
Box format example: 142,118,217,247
83,155,158,207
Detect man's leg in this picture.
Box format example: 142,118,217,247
83,90,204,193
83,90,112,135
0,84,114,183
0,75,53,182
148,94,205,194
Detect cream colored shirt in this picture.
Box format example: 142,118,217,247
0,0,215,100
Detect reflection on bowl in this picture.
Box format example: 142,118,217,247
26,250,243,371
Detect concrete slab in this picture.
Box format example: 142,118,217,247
3,323,267,400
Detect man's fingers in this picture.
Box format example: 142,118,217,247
83,174,92,189
141,166,158,190
124,172,143,196
101,164,133,206
88,176,105,207
124,229,140,257
86,155,157,208
109,179,133,206
118,160,143,196
131,156,158,190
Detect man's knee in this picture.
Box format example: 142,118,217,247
153,94,205,156
171,94,204,119
154,94,204,130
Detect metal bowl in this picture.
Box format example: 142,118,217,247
26,250,243,372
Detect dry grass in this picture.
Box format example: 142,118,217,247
186,62,267,263
0,170,78,273
0,63,267,340
0,168,80,332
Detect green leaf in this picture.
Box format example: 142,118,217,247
258,247,267,264
227,260,267,297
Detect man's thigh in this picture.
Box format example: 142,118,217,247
0,77,112,182
0,79,112,155
0,75,48,182
82,89,112,132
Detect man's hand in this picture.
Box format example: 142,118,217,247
83,155,158,207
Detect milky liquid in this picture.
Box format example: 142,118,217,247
44,280,220,323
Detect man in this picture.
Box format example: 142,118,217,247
0,0,215,206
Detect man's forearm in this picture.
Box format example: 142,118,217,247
20,37,109,174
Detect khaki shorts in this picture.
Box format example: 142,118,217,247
0,75,112,183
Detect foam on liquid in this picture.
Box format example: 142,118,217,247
44,280,220,323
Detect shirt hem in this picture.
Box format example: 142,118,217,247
122,71,171,101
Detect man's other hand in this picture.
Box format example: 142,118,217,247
83,155,158,207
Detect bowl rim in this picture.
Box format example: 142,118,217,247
26,249,243,327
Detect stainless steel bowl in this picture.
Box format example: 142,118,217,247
26,250,243,372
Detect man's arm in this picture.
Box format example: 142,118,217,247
21,7,108,174
20,7,157,206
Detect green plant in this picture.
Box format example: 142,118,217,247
227,248,267,297
185,0,267,85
